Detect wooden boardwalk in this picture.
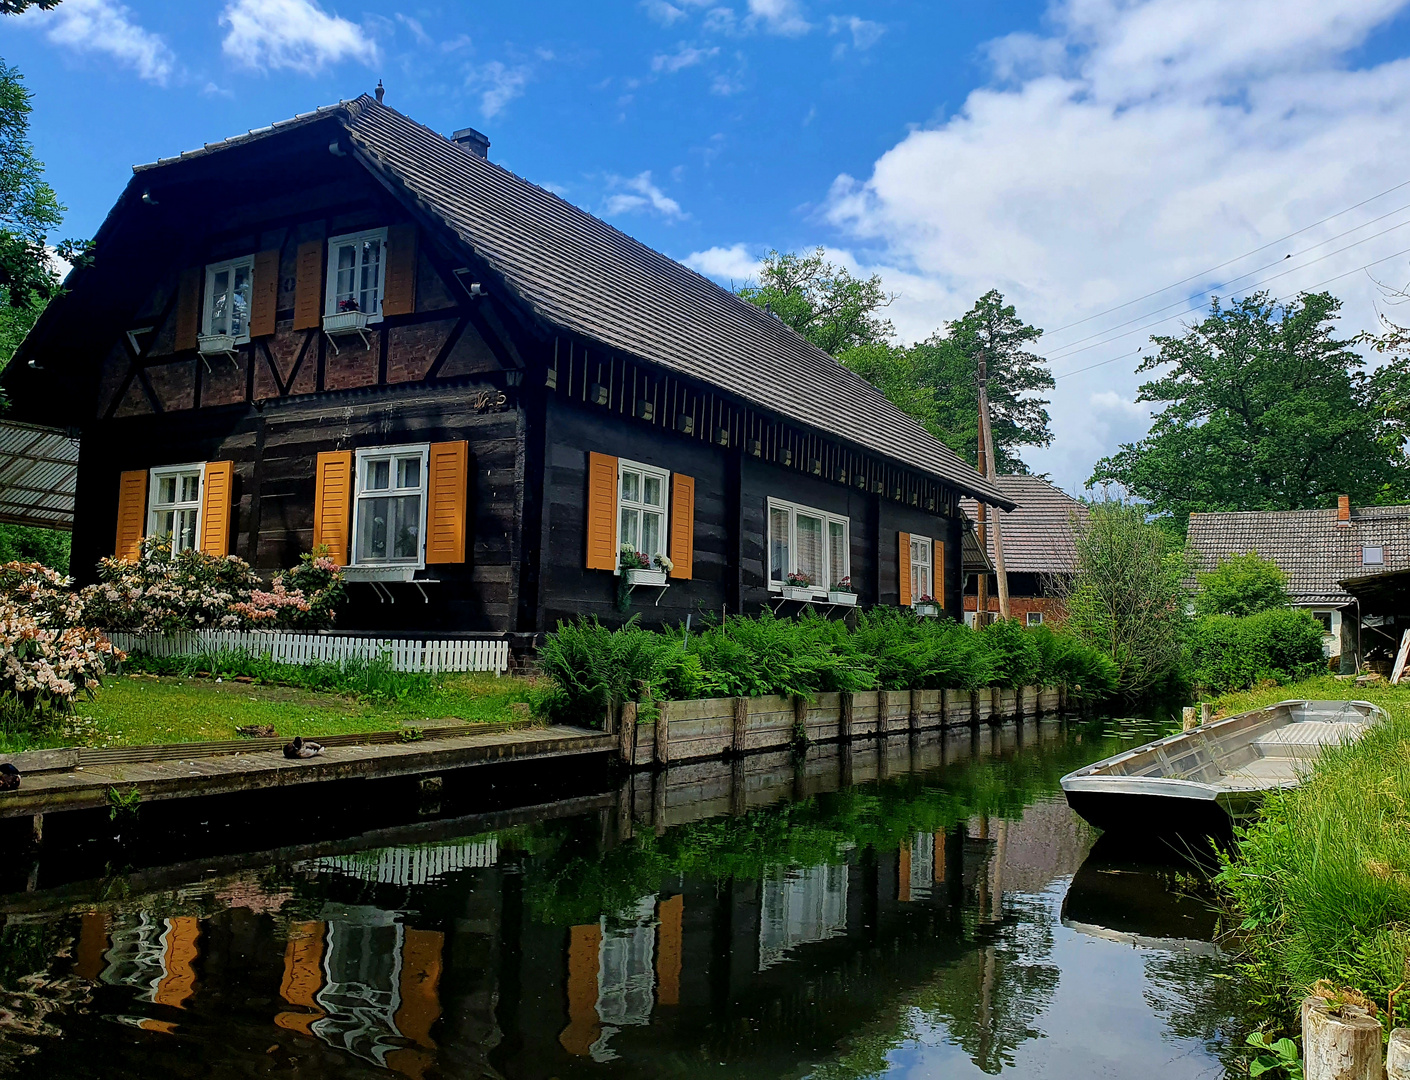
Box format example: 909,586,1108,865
0,724,613,820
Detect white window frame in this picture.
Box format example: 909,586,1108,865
147,463,205,556
766,497,850,593
1026,611,1044,627
325,227,389,322
352,443,429,568
963,611,977,628
202,256,256,343
615,458,671,574
910,533,934,604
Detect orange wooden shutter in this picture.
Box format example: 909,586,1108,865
293,240,324,331
426,441,468,564
174,267,201,351
199,460,235,557
935,538,945,610
669,474,694,580
585,452,618,570
115,469,147,562
898,531,912,606
382,223,418,316
249,249,281,337
313,450,354,565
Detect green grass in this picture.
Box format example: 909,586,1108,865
1213,675,1410,1034
0,671,533,752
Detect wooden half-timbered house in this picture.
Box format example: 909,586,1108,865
6,94,1012,647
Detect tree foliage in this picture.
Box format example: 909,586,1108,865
1063,500,1190,701
0,2,63,13
737,247,895,356
1194,552,1290,618
1090,292,1409,524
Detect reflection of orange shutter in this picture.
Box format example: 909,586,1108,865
586,452,617,570
293,240,323,330
200,461,234,557
174,267,201,351
656,894,683,1006
560,924,602,1056
249,249,280,337
276,921,326,1036
382,223,418,316
898,844,912,902
898,531,912,606
426,441,468,564
153,917,200,1008
74,912,110,982
313,450,353,565
115,470,147,561
669,474,694,580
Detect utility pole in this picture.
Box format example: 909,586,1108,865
976,424,988,626
977,350,1010,621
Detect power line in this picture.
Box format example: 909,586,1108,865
1043,175,1410,338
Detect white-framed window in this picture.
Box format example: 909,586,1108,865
767,498,849,591
1312,609,1339,635
203,256,254,342
617,459,669,568
1026,611,1044,626
326,228,388,320
1363,545,1385,566
963,610,977,628
910,534,933,602
353,444,428,566
148,464,204,555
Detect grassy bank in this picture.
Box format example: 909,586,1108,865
1213,675,1410,1033
0,671,533,752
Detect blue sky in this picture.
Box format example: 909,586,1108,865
9,0,1410,491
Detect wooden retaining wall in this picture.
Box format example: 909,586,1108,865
617,685,1069,769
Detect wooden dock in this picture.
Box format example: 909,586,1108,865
0,723,613,820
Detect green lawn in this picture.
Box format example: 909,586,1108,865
1,671,533,751
1212,672,1410,717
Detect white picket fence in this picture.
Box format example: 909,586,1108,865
105,629,511,675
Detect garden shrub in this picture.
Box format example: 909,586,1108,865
1194,551,1290,617
1188,608,1325,692
980,618,1043,688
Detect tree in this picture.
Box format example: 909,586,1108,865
737,248,895,355
0,60,72,311
1090,292,1408,524
0,2,63,12
1193,551,1290,617
1063,500,1189,701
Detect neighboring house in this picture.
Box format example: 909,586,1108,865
5,95,1010,648
1186,496,1410,668
958,475,1087,627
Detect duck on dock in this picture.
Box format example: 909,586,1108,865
283,737,325,760
0,763,18,791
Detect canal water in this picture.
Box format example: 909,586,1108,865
0,718,1249,1078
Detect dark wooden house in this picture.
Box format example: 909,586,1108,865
6,95,1010,646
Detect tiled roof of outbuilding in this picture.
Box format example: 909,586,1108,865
133,96,1008,507
958,475,1087,574
1187,504,1410,605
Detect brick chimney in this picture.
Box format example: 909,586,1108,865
1337,494,1351,527
452,127,490,159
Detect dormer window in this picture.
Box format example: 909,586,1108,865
202,256,254,345
326,228,387,322
1363,545,1385,566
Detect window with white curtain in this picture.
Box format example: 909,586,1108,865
203,257,254,342
910,534,933,601
767,498,849,589
617,459,669,563
148,464,204,555
325,228,388,319
353,444,428,565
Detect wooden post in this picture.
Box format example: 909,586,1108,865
840,692,854,742
652,769,667,836
730,756,746,817
31,813,42,847
1033,686,1044,719
604,696,619,736
793,695,809,745
619,701,637,769
1302,996,1384,1080
1200,702,1213,726
1182,706,1198,732
970,689,980,727
940,688,951,728
1058,684,1067,718
1386,1028,1410,1080
654,701,670,769
877,689,890,737
991,686,1002,723
910,689,922,733
732,696,749,757
1015,686,1025,721
616,777,634,841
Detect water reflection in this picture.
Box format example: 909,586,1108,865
0,720,1247,1078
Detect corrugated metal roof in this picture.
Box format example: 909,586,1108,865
0,421,78,531
127,95,1010,507
959,475,1087,574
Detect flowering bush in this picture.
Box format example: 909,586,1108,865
81,538,346,633
831,576,855,594
0,562,122,716
619,545,651,571
654,553,674,574
785,571,813,588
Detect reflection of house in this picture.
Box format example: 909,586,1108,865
897,833,943,903
301,838,498,887
758,864,849,969
1187,497,1410,670
960,476,1086,626
100,913,200,1013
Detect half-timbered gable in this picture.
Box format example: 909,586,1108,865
8,94,1011,643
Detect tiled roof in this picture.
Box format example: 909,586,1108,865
958,475,1087,574
1187,504,1410,605
134,96,1009,507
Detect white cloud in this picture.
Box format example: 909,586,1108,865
745,0,809,36
220,0,378,73
643,0,688,25
684,243,762,282
703,7,737,34
605,171,686,220
395,13,433,47
828,15,884,51
37,0,175,85
815,0,1410,490
468,60,532,118
652,43,720,73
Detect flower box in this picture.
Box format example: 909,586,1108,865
625,568,667,587
323,310,371,334
781,585,817,601
827,590,858,606
913,601,940,618
197,333,239,356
